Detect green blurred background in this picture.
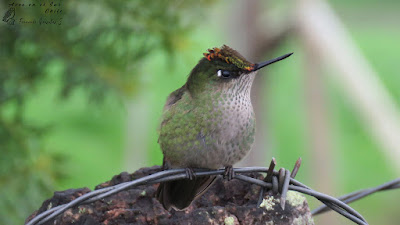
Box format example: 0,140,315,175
1,0,399,224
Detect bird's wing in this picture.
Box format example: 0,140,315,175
158,85,188,143
163,85,186,111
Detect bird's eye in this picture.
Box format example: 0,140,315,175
217,70,231,78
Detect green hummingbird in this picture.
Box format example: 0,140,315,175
156,45,292,210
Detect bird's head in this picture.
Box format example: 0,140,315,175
186,45,292,96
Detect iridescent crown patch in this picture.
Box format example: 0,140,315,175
203,45,255,71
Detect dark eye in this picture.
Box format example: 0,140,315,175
217,70,232,78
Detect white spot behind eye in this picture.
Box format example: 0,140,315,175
217,70,222,77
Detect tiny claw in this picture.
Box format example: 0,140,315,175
224,166,235,181
185,168,195,180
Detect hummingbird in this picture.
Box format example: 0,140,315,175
156,45,292,210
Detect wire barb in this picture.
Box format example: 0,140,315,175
257,158,276,206
291,157,302,178
257,158,302,210
280,169,291,210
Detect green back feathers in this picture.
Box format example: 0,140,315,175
203,45,254,71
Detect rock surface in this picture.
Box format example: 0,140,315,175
27,166,314,225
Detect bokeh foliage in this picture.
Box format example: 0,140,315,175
0,0,213,223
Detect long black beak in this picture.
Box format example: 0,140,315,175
252,53,293,71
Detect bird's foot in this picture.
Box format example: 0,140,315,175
185,168,196,180
223,166,235,181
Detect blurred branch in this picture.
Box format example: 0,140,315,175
296,0,400,172
301,27,336,225
0,1,218,224
229,0,293,167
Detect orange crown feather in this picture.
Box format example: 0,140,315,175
203,45,255,71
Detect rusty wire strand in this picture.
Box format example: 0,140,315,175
25,164,387,225
312,177,400,215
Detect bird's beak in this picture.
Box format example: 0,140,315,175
252,53,293,72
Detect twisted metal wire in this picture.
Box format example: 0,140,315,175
312,177,400,215
27,159,389,225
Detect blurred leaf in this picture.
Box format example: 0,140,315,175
0,0,217,223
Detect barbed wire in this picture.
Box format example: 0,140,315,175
26,158,398,225
26,163,365,225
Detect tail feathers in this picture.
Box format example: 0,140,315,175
156,176,216,210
